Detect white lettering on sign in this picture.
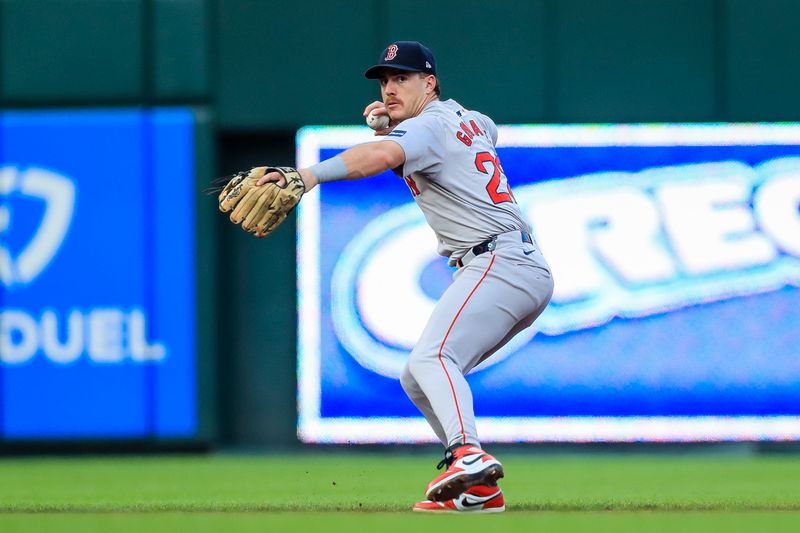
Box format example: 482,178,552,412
329,157,800,377
753,160,800,256
657,178,775,275
0,308,167,365
41,310,83,364
88,309,126,363
0,310,38,364
520,158,800,334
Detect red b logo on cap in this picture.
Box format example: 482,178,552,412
385,44,398,61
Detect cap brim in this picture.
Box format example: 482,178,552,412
364,64,423,79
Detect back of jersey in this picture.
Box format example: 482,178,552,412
390,99,531,258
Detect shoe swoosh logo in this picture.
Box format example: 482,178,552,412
461,454,486,466
461,492,501,508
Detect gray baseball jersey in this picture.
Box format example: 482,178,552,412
388,99,532,262
386,99,554,448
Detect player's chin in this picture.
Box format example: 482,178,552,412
387,107,405,121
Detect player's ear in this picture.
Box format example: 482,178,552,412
424,74,436,94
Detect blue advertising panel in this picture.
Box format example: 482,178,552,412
0,108,196,439
297,123,800,443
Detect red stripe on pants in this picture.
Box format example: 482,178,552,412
437,254,496,445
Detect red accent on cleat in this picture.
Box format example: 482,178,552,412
425,445,504,502
414,484,505,513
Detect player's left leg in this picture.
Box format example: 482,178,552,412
405,232,553,502
400,368,448,445
419,306,548,502
406,255,500,449
408,242,552,446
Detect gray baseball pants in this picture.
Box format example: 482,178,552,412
400,230,554,448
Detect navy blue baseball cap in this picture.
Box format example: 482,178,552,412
364,41,437,79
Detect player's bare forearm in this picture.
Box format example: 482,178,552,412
257,141,404,192
336,141,405,180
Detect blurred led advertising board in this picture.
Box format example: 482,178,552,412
0,109,196,439
297,123,800,444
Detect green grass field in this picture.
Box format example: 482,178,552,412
2,452,800,531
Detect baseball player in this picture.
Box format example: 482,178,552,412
258,41,553,513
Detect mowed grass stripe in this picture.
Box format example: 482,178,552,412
4,502,800,513
3,512,800,533
1,454,799,513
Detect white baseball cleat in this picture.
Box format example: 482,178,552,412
425,444,504,502
413,484,505,513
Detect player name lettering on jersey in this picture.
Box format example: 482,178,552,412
456,120,484,146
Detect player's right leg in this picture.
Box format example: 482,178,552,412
413,484,505,513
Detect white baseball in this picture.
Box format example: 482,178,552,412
366,109,390,130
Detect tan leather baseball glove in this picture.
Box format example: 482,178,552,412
217,166,305,238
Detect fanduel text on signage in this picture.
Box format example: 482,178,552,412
0,308,166,365
1,108,198,439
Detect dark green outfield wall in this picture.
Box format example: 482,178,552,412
1,0,798,447
4,1,798,119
